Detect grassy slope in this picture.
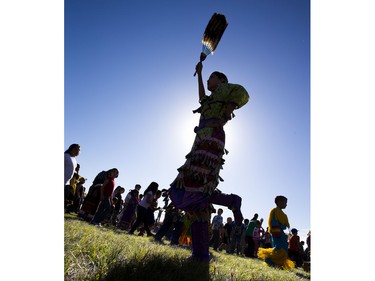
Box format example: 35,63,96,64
64,214,310,281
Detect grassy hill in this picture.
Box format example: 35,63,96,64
64,214,310,281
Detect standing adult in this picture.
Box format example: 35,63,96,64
128,182,159,236
78,168,119,220
168,61,249,261
117,188,139,230
64,143,80,210
90,168,119,226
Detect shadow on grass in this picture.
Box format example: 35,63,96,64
97,255,210,281
295,272,310,279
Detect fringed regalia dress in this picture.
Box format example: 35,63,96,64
257,207,295,269
169,83,249,261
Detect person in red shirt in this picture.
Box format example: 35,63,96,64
90,168,119,226
288,228,302,267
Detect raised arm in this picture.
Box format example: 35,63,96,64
195,61,206,101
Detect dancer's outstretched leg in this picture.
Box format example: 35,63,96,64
209,193,244,225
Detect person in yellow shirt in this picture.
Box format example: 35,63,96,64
257,195,295,269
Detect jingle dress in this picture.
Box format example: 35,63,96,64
168,82,249,261
169,83,249,220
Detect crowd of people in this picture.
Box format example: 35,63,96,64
64,149,311,270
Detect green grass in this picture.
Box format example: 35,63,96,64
64,214,310,281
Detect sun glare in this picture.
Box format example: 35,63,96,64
172,111,199,152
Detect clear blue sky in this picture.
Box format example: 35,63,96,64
2,0,375,279
64,0,310,241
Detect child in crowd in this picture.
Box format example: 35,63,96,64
229,219,246,255
218,217,233,252
209,208,224,251
261,227,273,248
252,220,264,257
288,228,303,267
111,186,125,225
257,195,295,269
